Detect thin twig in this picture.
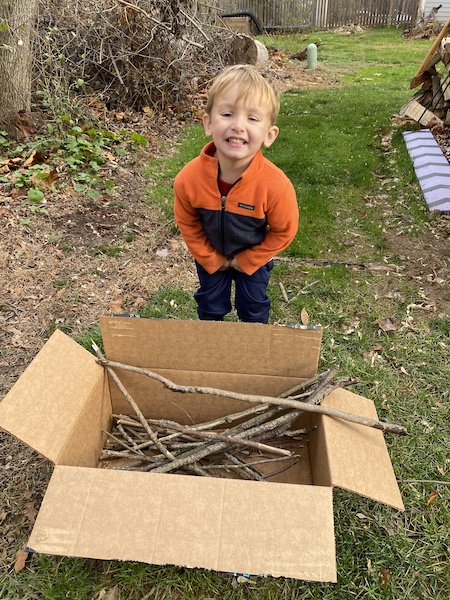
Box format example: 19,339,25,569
224,453,265,481
202,456,293,470
149,421,292,457
279,281,289,303
93,342,176,461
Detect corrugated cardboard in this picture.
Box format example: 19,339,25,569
0,317,404,582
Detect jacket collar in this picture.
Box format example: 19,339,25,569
200,141,264,182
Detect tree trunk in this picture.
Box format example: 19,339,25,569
0,0,38,138
225,35,267,66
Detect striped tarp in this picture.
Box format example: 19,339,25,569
403,130,450,212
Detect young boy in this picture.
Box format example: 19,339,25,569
174,64,299,324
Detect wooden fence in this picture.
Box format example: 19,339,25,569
195,0,419,30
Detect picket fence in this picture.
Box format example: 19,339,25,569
194,0,419,30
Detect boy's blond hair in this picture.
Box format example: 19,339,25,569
205,64,280,125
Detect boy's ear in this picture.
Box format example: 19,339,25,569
263,125,279,148
202,113,212,136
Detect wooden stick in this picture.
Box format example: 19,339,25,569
224,453,265,481
98,357,407,435
202,456,292,470
149,421,292,457
100,449,158,463
92,342,176,461
145,408,286,474
102,428,143,456
145,375,339,474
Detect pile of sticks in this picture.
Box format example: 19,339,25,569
102,411,309,480
93,343,407,481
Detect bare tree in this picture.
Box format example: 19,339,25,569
0,0,38,138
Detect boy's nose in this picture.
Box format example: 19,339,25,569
231,115,245,131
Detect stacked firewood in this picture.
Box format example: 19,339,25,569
400,17,450,127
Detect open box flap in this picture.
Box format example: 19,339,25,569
27,465,337,582
311,388,404,510
0,330,105,464
100,317,323,379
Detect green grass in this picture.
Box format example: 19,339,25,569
145,126,205,229
4,26,450,600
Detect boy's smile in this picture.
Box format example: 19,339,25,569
202,83,279,181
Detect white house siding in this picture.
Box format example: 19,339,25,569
419,1,450,24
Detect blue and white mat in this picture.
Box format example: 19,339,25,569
403,129,450,212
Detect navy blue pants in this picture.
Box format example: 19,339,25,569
194,260,273,323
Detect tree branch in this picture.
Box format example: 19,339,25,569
96,356,408,436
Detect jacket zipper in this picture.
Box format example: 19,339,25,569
220,193,227,255
218,178,241,256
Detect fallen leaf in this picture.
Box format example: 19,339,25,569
14,548,29,573
377,316,397,332
156,248,169,258
22,150,38,168
32,168,59,187
169,238,182,250
379,568,391,589
103,150,116,161
24,501,37,523
357,513,371,521
438,466,445,476
421,419,435,433
300,307,309,325
427,489,439,504
109,298,124,313
8,327,33,349
96,586,120,600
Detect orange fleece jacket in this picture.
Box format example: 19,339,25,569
174,142,299,276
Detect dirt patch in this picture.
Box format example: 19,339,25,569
383,213,450,314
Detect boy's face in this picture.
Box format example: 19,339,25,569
203,83,279,172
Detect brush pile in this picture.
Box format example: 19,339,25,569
35,0,264,114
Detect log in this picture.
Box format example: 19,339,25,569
224,34,267,66
401,98,444,127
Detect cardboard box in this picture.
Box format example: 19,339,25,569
0,317,404,582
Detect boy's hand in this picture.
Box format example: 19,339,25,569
218,258,231,271
229,257,244,272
